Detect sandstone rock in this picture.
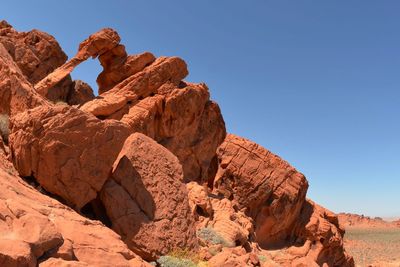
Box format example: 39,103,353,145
80,56,188,117
9,104,130,209
34,28,120,97
0,21,74,103
100,133,197,260
120,82,226,182
0,164,147,266
214,134,308,247
39,258,88,267
208,247,260,267
0,239,36,267
0,21,67,85
187,182,253,251
66,80,95,106
186,182,213,218
290,200,354,266
0,42,49,115
97,48,156,94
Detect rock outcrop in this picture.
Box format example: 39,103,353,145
9,105,130,209
0,21,354,267
100,133,197,260
0,152,149,267
214,134,308,248
338,213,400,228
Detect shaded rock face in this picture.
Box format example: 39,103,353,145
214,134,308,248
9,105,130,209
101,133,197,260
66,80,95,106
290,200,354,267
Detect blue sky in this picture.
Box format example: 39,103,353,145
2,1,399,217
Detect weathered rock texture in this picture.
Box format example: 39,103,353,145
0,20,95,106
9,105,130,209
0,153,149,267
0,42,49,115
213,134,353,266
34,28,119,97
214,134,308,247
101,133,197,260
0,21,354,267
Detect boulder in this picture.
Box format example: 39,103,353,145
214,134,308,247
100,133,197,260
9,104,130,209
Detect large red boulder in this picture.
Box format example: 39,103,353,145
9,105,130,209
100,133,198,260
214,134,308,247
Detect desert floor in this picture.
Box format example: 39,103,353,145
344,227,400,266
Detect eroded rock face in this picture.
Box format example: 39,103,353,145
214,134,308,248
34,28,120,97
262,200,354,267
80,56,188,117
0,42,49,115
121,82,226,182
9,105,130,209
97,49,156,94
1,23,353,267
100,133,197,260
0,152,149,267
0,20,76,103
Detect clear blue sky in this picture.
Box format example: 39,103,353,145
2,1,400,217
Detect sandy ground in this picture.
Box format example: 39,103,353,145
344,227,400,267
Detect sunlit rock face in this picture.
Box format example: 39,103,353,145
0,21,354,267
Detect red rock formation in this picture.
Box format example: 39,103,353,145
97,48,155,94
34,28,120,97
0,153,149,266
66,80,95,106
0,42,49,115
121,82,226,182
338,213,400,228
100,133,197,260
0,23,354,267
214,134,308,247
213,134,353,266
9,105,130,209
